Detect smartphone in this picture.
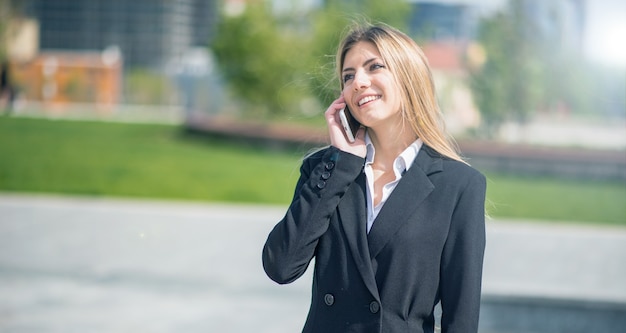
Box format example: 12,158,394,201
338,107,360,143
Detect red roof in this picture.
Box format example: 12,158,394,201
422,42,464,71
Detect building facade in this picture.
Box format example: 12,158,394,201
409,2,479,41
18,0,217,69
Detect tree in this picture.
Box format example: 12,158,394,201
211,0,411,118
212,2,311,117
309,0,412,110
307,0,411,108
468,0,543,138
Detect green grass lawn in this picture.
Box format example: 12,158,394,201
0,116,302,204
485,174,625,225
1,116,624,225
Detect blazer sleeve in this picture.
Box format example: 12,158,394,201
440,169,487,333
262,146,365,284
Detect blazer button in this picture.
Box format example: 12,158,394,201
316,180,326,189
324,293,335,306
325,161,335,170
321,171,331,180
369,301,380,314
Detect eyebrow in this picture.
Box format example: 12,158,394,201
342,57,380,73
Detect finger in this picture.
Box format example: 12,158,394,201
324,101,346,122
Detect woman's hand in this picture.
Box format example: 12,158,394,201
324,95,366,158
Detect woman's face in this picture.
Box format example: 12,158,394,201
341,41,402,131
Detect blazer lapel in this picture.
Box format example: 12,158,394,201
367,146,443,259
337,172,380,299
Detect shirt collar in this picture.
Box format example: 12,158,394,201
365,133,376,165
364,132,423,176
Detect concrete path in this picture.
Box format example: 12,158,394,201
0,193,625,332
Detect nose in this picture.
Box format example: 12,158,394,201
352,70,371,91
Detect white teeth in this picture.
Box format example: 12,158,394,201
358,95,381,106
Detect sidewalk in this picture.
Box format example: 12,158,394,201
1,193,625,332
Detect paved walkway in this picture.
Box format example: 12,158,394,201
1,193,625,332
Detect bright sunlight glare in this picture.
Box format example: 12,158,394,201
585,2,626,68
587,22,626,68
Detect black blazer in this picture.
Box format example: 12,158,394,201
263,145,486,333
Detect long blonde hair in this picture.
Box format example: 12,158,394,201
336,22,464,163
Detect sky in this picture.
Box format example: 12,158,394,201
410,0,626,68
280,0,626,68
583,0,626,68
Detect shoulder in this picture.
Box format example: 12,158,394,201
422,145,485,185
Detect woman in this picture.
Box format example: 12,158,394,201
262,22,486,333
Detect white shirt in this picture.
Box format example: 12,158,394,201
363,133,423,233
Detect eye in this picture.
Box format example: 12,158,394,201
370,63,385,71
342,73,354,83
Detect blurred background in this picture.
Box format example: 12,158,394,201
1,0,625,138
0,0,625,332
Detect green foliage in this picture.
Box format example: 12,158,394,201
468,13,510,137
533,24,625,119
468,1,544,138
307,0,412,107
211,0,411,118
212,2,311,117
469,0,625,137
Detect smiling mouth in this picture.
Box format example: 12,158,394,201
358,95,382,107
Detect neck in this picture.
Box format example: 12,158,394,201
368,125,417,166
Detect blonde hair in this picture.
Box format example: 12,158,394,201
336,22,465,163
